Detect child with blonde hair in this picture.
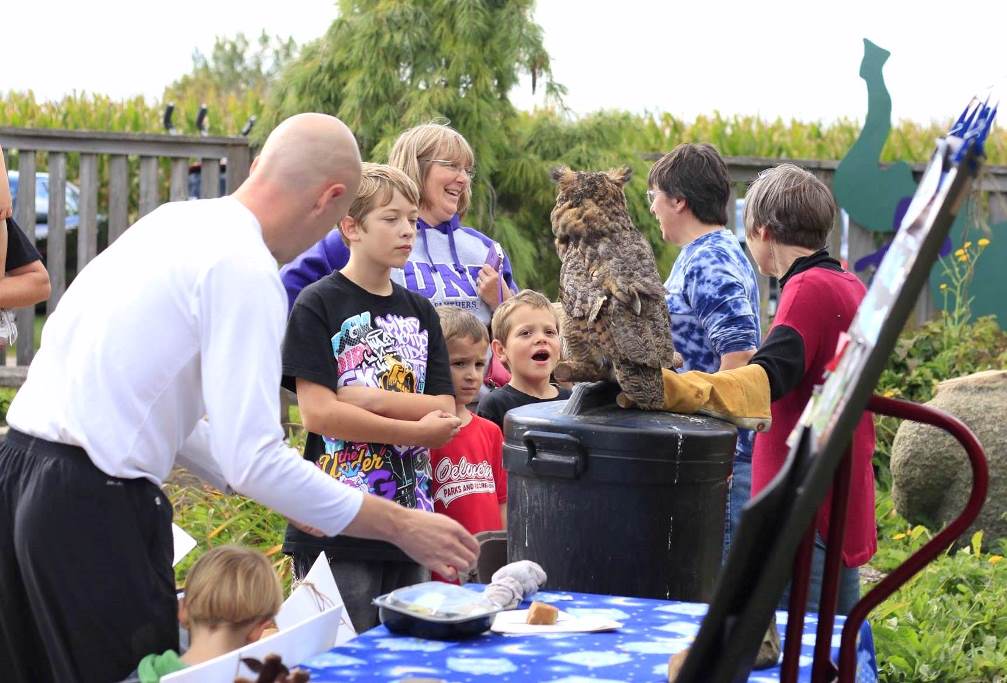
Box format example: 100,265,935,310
132,545,283,682
476,290,571,429
282,163,470,630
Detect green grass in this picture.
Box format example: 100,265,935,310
167,478,292,590
868,489,1007,681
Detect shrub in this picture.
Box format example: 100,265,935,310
873,236,1007,487
871,489,1007,681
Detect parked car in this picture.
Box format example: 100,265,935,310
7,170,81,241
187,160,228,200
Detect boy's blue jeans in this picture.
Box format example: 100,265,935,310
723,458,752,562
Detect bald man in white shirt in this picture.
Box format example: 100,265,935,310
0,113,477,683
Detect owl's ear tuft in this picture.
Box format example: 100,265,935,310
551,166,576,186
606,166,632,186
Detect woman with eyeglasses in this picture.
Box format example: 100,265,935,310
280,122,518,325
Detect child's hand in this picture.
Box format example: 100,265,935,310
415,410,462,448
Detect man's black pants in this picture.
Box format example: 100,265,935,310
0,429,178,682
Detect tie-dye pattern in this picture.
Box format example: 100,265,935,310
664,229,761,462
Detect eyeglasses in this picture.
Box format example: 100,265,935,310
424,159,477,181
646,189,658,204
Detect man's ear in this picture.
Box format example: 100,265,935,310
316,182,348,213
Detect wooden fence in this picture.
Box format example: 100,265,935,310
0,127,251,385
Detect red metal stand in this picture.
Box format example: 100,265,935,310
782,394,988,682
835,395,988,681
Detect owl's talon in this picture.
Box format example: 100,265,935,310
616,392,636,409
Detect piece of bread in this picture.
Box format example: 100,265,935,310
526,601,559,625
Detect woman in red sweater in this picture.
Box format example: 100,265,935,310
741,163,876,615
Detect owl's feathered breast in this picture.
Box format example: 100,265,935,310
553,170,677,372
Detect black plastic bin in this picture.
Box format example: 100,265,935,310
504,382,736,602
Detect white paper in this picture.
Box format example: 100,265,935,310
275,551,356,645
236,606,343,678
491,608,622,635
172,523,197,567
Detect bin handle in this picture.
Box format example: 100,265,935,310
522,430,587,479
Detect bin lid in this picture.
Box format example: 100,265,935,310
503,382,737,481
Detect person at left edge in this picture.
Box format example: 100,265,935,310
0,114,478,683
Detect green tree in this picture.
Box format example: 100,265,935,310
261,0,569,291
163,31,298,136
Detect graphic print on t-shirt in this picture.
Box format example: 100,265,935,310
316,311,434,511
432,455,497,508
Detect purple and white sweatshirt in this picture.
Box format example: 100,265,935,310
280,214,518,325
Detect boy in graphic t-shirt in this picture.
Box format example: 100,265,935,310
429,306,507,581
281,164,467,631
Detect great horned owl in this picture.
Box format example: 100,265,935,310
550,166,678,410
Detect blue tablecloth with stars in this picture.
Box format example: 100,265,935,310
298,589,878,682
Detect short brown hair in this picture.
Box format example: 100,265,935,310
389,123,475,216
436,305,489,345
347,162,421,224
648,143,730,226
183,545,283,630
491,290,557,345
744,163,836,250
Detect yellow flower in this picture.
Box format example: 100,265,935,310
893,533,907,540
978,238,991,248
989,555,1004,565
958,253,969,262
954,248,966,257
963,241,973,249
882,388,897,397
939,283,948,291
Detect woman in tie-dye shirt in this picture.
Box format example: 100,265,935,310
648,143,761,558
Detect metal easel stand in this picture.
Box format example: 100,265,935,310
782,394,990,683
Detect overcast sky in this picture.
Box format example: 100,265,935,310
5,0,1005,125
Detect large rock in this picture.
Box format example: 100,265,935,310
890,370,1007,546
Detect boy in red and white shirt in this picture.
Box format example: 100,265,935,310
430,306,507,581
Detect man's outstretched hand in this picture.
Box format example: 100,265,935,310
392,508,480,581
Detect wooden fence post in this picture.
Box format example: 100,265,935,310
47,152,67,313
78,153,99,271
169,158,189,202
108,154,129,244
138,156,159,218
14,150,37,366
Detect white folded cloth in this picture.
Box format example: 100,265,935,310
483,560,547,609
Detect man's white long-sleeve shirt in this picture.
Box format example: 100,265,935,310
7,197,363,536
